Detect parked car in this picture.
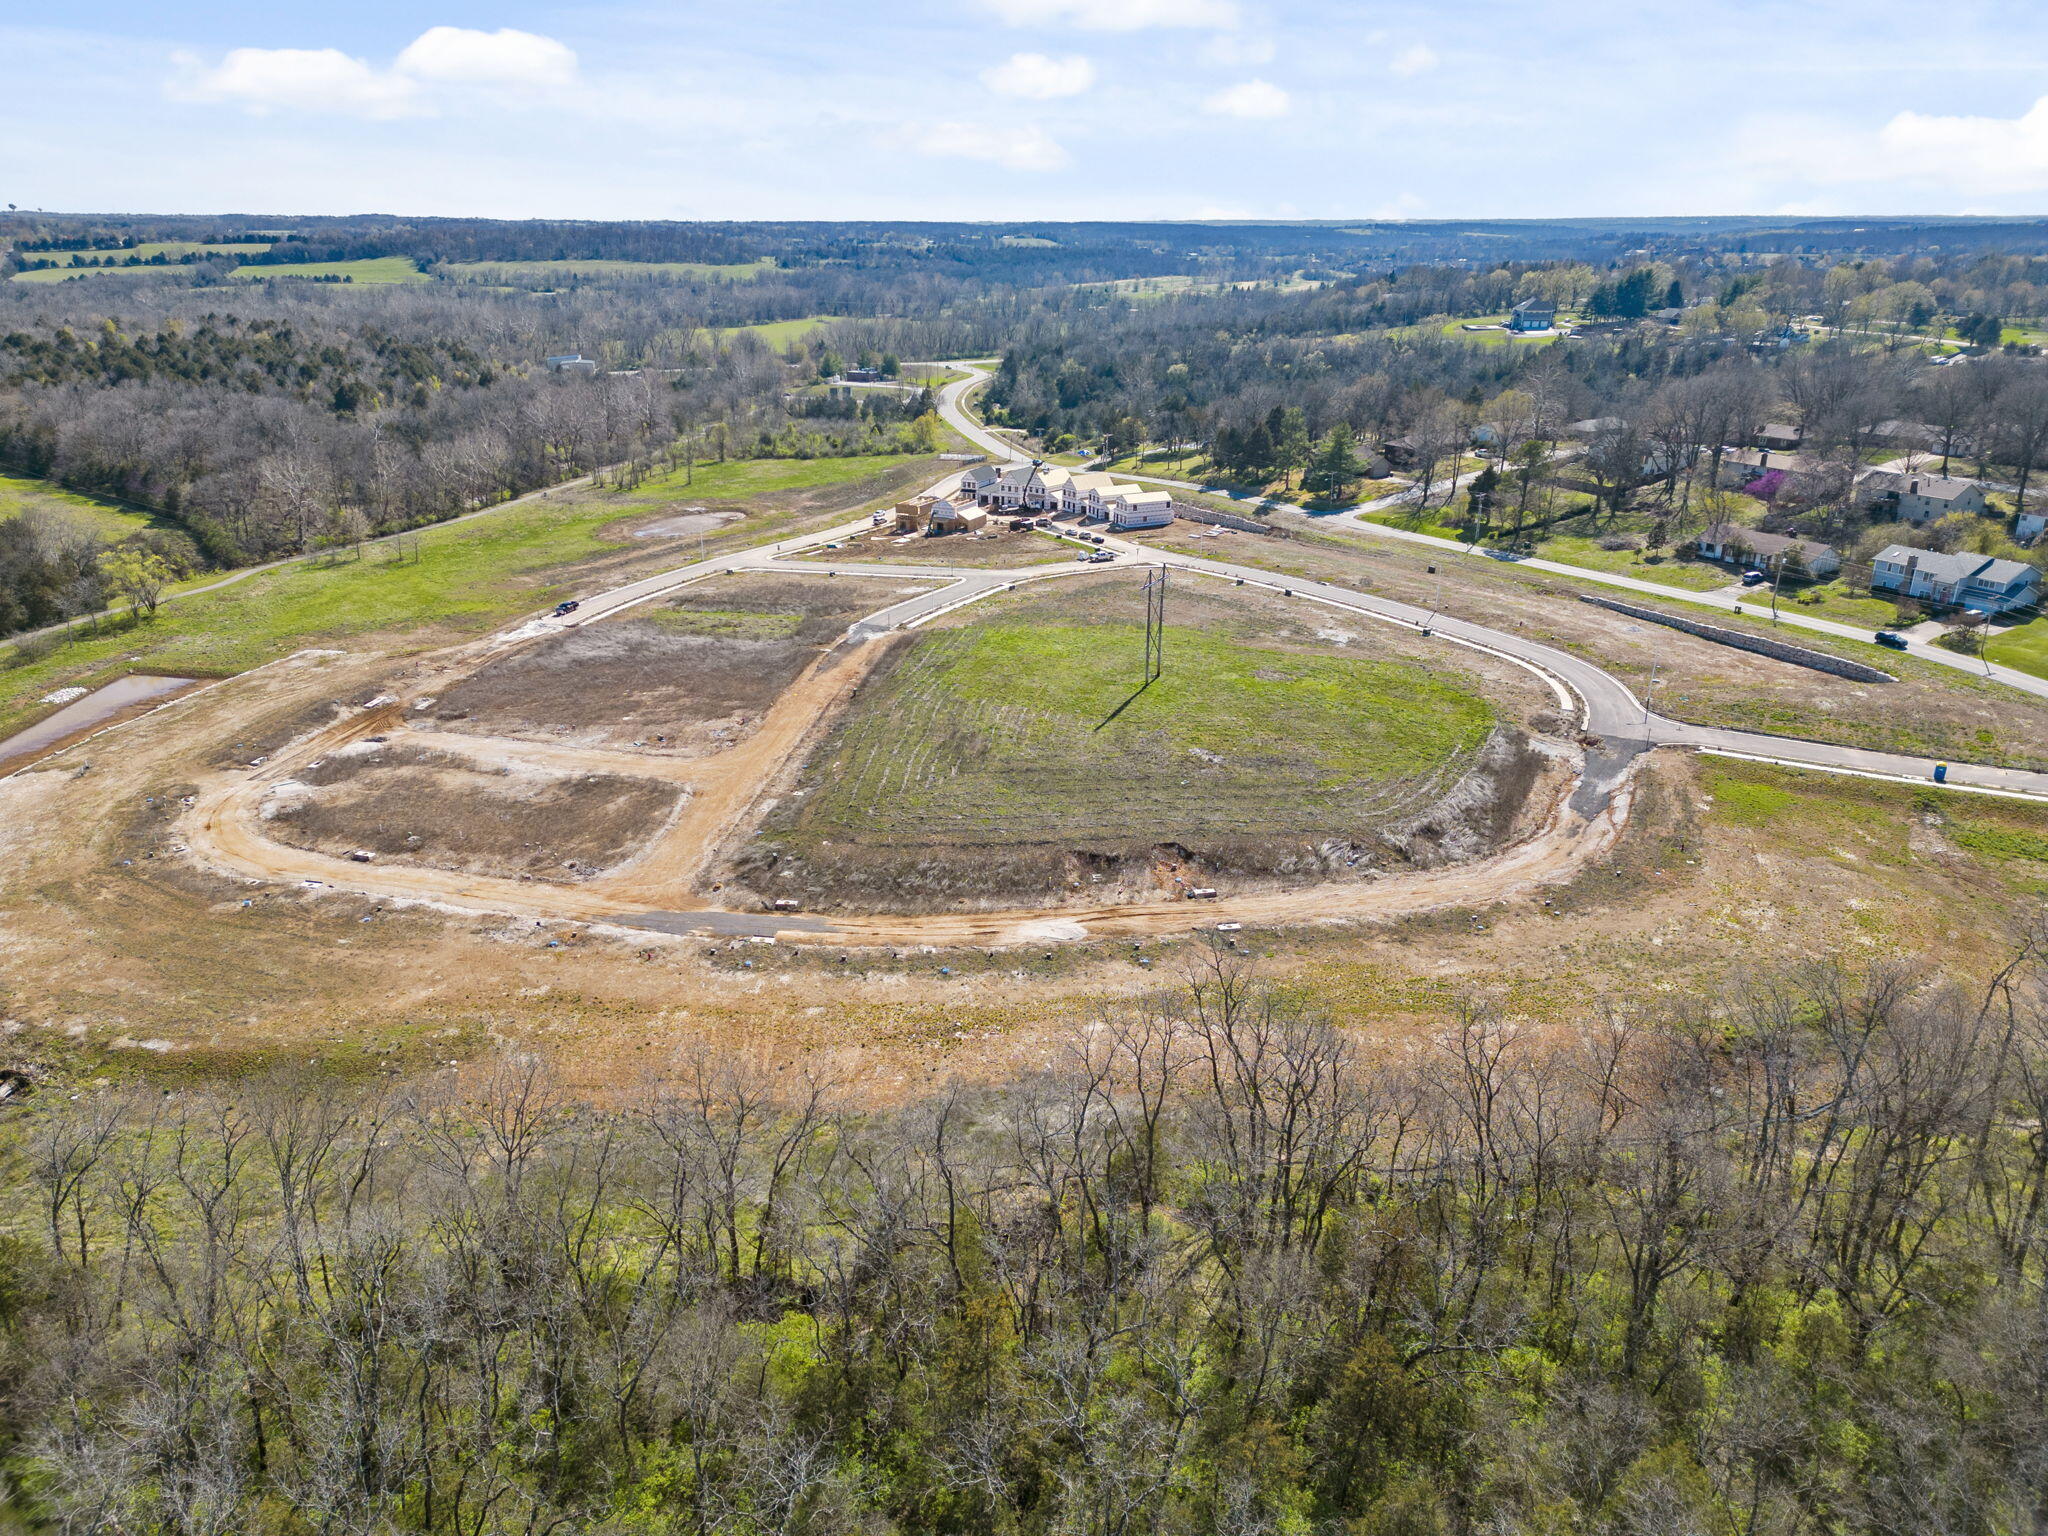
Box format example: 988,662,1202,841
1088,534,1106,545
1740,569,1768,586
1875,631,1909,651
553,600,580,616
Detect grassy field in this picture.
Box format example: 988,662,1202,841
1440,316,1570,346
441,258,775,284
767,588,1497,864
232,257,430,285
0,472,180,542
1358,505,1467,540
1985,615,2048,681
713,316,835,349
11,242,272,282
1533,535,1735,591
0,451,944,736
1702,757,2048,897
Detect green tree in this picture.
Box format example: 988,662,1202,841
1272,406,1313,490
1307,423,1364,501
98,545,173,617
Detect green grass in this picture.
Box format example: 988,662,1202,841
777,617,1495,849
1704,758,2048,891
713,316,834,350
1776,579,1904,628
440,258,775,284
1360,506,1465,541
1440,316,1569,346
10,242,272,282
0,472,180,542
1985,615,2048,681
1533,536,1736,592
0,452,936,736
232,257,430,285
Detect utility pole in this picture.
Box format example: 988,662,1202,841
1142,564,1168,685
1770,554,1786,624
1643,660,1660,726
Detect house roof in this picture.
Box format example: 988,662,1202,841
1864,471,1983,503
1108,487,1173,505
1758,422,1802,440
1698,523,1836,561
1726,447,1818,473
1512,297,1555,312
1875,545,2037,589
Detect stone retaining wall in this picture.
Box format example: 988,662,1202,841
1173,502,1280,535
1579,596,1895,683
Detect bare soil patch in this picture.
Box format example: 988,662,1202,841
427,573,932,755
798,526,1072,567
265,742,680,881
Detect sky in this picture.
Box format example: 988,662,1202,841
5,0,2048,222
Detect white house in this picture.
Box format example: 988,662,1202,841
1104,488,1177,530
2017,510,2047,545
1861,471,1991,525
972,461,1176,527
1693,523,1840,577
1871,545,2041,613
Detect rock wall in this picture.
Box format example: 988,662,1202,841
1578,596,1895,683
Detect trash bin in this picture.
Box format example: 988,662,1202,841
1934,763,1948,784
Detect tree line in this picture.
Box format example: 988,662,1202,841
2,945,2046,1535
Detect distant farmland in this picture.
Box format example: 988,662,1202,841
231,257,431,285
441,258,777,284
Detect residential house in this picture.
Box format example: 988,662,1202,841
1692,523,1840,578
1721,448,1818,485
544,353,598,374
1755,423,1803,452
927,502,989,534
1102,488,1176,530
2018,510,2047,545
1870,545,2041,613
1508,298,1557,333
1859,471,1991,525
976,461,1073,510
844,366,884,383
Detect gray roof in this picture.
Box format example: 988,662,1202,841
1698,523,1835,561
1875,545,2037,589
1758,422,1802,441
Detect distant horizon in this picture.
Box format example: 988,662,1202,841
11,212,2048,229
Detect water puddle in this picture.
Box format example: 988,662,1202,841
0,674,196,768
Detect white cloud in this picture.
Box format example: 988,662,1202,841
393,27,578,88
1203,79,1290,119
1389,43,1439,78
981,0,1240,31
980,52,1097,99
1735,96,2048,202
1201,34,1275,65
1878,97,2048,194
919,120,1070,172
172,26,578,119
174,46,421,118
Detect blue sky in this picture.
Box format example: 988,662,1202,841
6,0,2048,220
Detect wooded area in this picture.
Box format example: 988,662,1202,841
3,947,2046,1535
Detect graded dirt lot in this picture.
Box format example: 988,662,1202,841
725,572,1565,912
426,572,934,756
798,525,1074,567
264,741,683,881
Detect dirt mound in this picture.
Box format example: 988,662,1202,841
266,743,680,882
